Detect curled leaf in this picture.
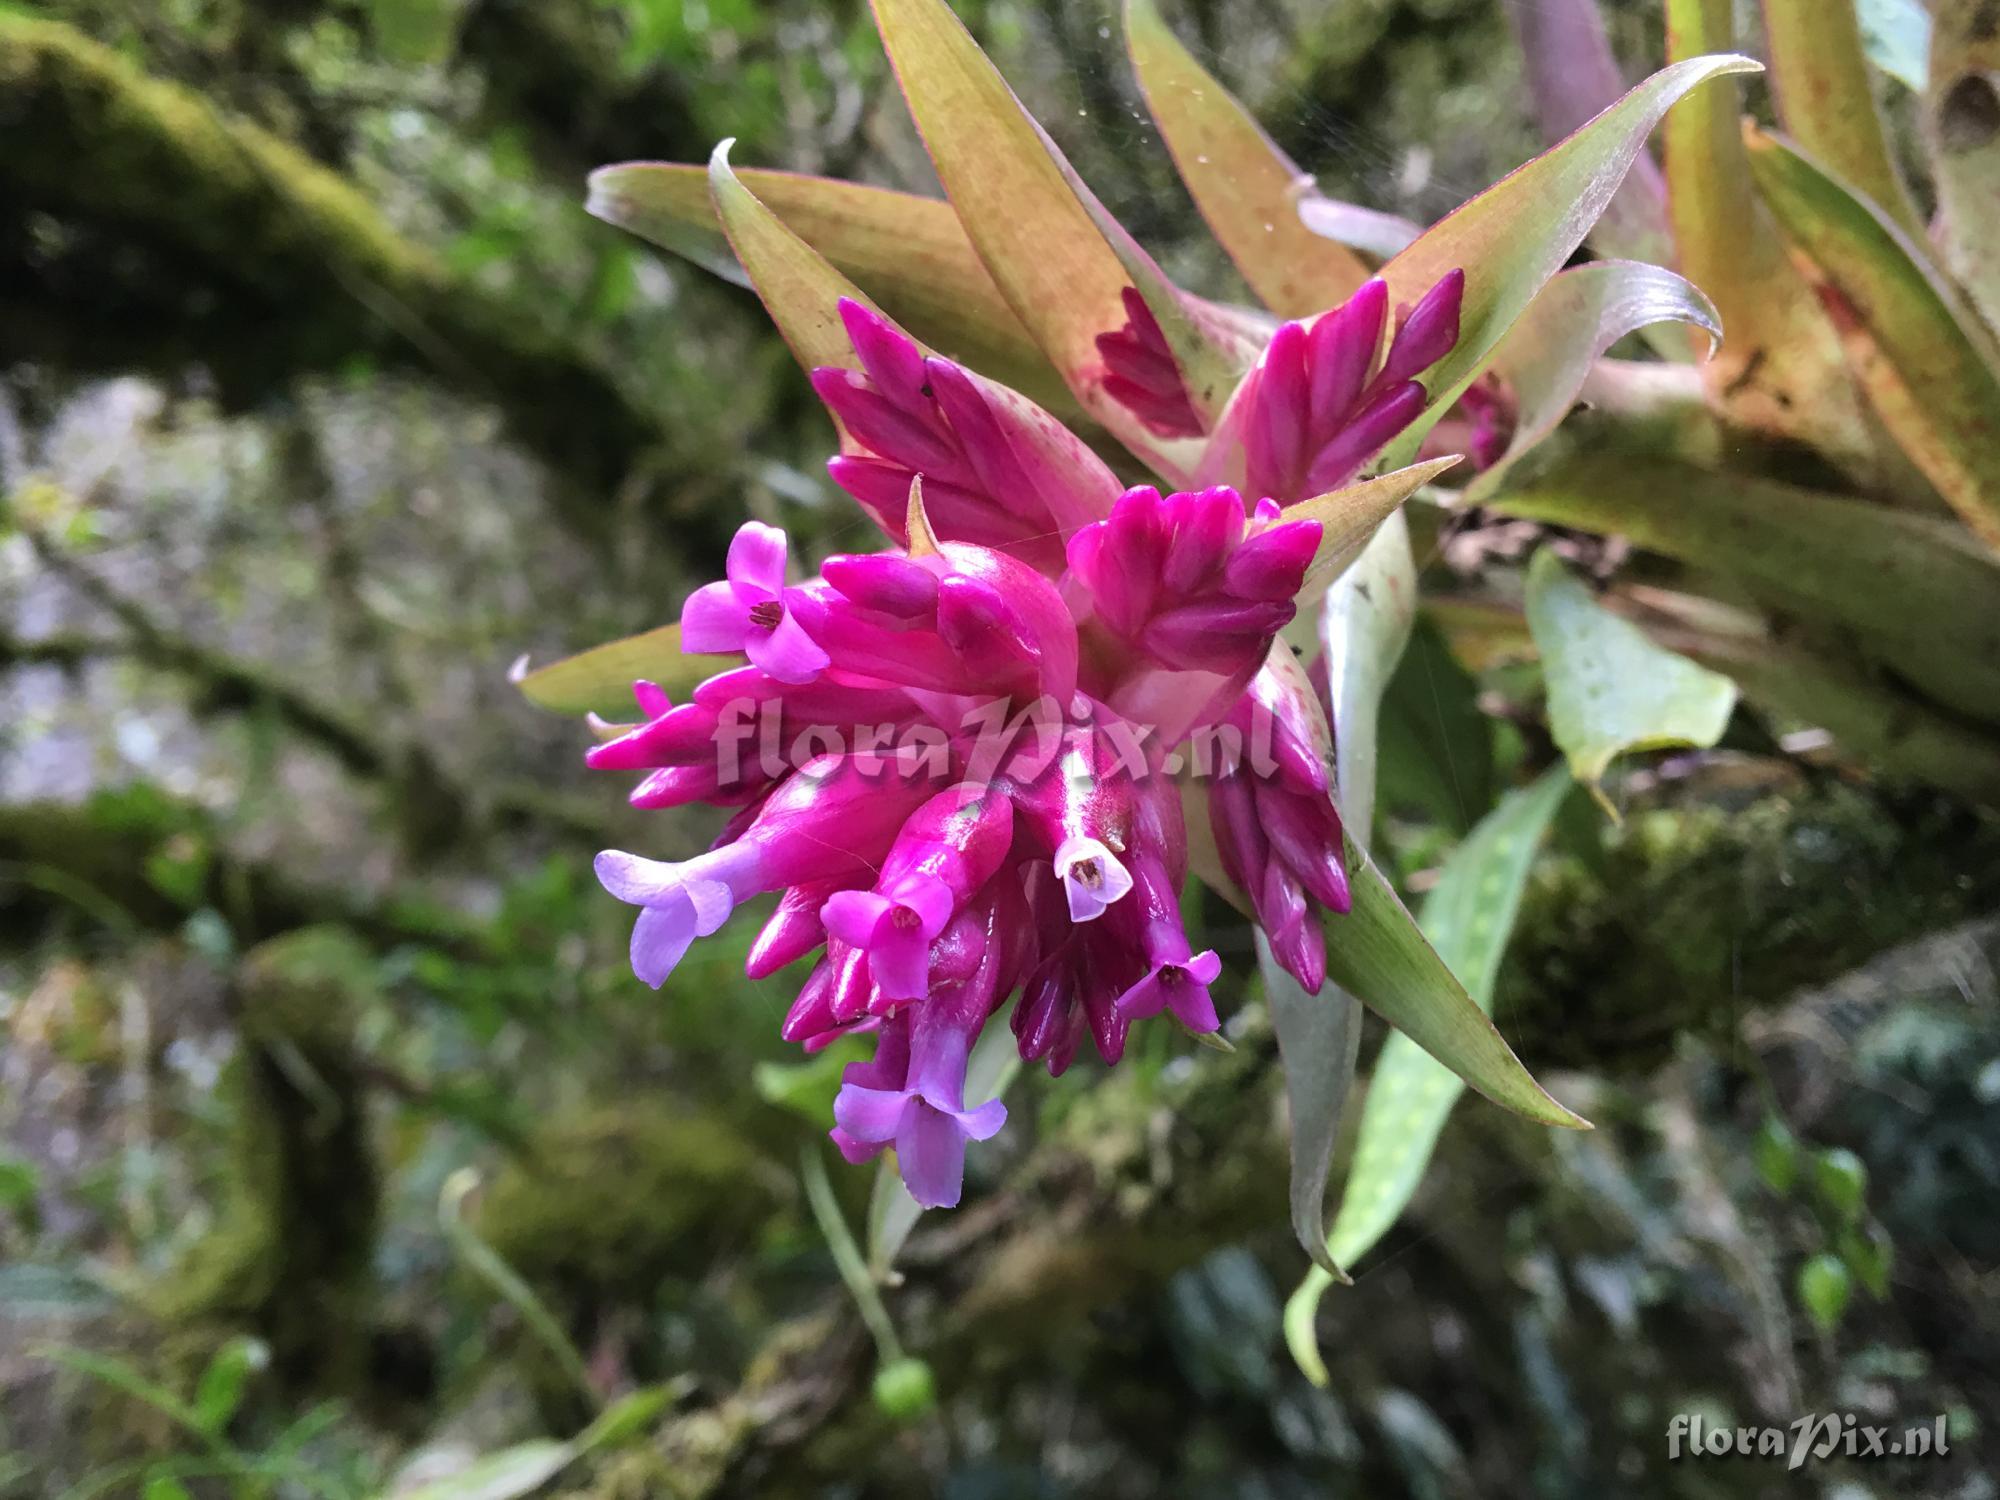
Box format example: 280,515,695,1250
1370,52,1761,461
1466,261,1718,505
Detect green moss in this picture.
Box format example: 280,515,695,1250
1499,784,2000,1069
146,927,380,1393
475,1103,779,1306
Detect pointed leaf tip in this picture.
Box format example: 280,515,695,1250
905,475,941,557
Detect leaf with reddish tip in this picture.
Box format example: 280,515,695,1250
1763,0,1924,235
869,0,1240,469
1464,261,1720,506
1369,52,1761,464
513,623,727,719
587,162,1070,412
1124,0,1369,316
1745,126,2000,553
1661,0,1888,481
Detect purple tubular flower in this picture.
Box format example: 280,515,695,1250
596,753,939,988
1096,286,1204,439
832,916,1011,1207
822,786,1015,1000
679,522,830,684
1206,667,1349,993
1241,269,1465,503
584,266,1469,1207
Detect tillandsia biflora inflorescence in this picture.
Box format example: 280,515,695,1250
531,0,1756,1237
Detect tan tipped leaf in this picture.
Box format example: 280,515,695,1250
1370,52,1761,463
904,476,940,557
706,140,893,375
589,161,1066,409
1124,0,1369,316
869,0,1241,466
1745,125,2000,553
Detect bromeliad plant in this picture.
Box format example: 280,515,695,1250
1466,0,2000,807
520,0,1755,1281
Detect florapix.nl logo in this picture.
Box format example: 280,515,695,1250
1667,1412,1952,1471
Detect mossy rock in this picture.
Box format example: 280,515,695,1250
476,1103,779,1307
146,927,380,1393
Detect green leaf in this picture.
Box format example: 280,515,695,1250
1123,0,1369,316
1375,617,1496,834
440,1170,595,1405
1523,549,1736,799
391,1440,573,1500
1268,518,1415,1281
1797,1252,1853,1332
753,1037,870,1126
1463,261,1719,507
142,1479,195,1500
192,1335,267,1437
511,623,729,720
1285,766,1572,1384
1318,511,1418,840
1662,0,1887,478
585,164,1069,410
37,1348,208,1442
1924,1,2000,333
1289,458,1458,603
867,1014,1017,1274
1763,0,1923,233
1323,837,1585,1131
1756,1115,1801,1194
707,139,894,377
1496,453,2000,725
1745,125,2000,553
1650,604,2000,805
574,1385,683,1452
1368,51,1761,460
868,0,1241,466
1860,0,1930,90
1813,1147,1869,1224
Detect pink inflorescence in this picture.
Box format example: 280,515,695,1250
590,276,1461,1208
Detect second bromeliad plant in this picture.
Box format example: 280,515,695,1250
515,0,2000,1380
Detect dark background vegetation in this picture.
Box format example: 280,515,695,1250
1,0,1995,1495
